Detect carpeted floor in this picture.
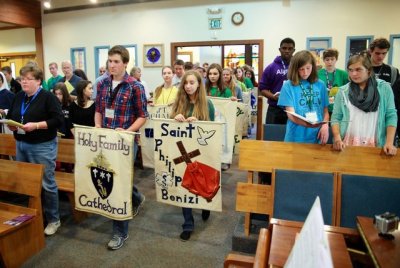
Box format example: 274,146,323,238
23,156,247,268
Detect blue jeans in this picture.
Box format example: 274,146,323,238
112,142,142,237
16,138,60,223
182,208,194,232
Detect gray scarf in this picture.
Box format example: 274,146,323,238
348,76,380,112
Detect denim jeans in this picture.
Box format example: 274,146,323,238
182,208,195,232
112,142,142,237
16,138,60,223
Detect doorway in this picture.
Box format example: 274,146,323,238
0,52,36,78
171,39,264,82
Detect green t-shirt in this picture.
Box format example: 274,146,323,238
318,68,349,112
209,86,232,98
188,99,215,121
41,80,49,91
244,77,254,90
47,75,63,91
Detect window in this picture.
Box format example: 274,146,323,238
306,37,332,67
94,46,109,78
123,44,138,73
346,36,374,64
389,34,400,69
171,40,264,83
70,47,86,72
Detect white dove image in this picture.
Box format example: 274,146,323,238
197,126,216,145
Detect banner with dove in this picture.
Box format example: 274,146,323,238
234,101,251,154
153,119,223,211
208,97,237,164
74,125,136,220
139,105,172,168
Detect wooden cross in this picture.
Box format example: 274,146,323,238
173,141,200,165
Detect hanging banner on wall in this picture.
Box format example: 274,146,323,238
140,105,172,168
208,97,237,164
153,119,223,211
74,125,136,220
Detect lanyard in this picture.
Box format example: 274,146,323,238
107,82,123,108
299,81,314,110
281,59,288,71
20,88,41,124
325,69,335,89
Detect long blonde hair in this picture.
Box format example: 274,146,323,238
223,67,237,97
170,70,210,121
154,66,173,100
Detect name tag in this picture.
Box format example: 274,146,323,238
105,108,115,119
305,111,318,122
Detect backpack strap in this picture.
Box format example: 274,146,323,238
390,65,399,86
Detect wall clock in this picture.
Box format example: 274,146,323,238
231,12,244,26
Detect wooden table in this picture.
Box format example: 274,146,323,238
357,216,400,268
268,219,353,268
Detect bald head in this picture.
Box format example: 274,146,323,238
61,61,73,79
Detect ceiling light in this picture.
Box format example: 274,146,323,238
43,1,51,9
90,0,98,3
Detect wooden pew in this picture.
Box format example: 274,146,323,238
237,139,400,235
337,173,400,228
224,218,359,268
224,228,270,268
0,159,45,268
0,133,87,222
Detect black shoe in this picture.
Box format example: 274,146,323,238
180,231,191,241
202,210,210,221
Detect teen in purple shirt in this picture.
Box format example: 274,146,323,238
259,38,295,124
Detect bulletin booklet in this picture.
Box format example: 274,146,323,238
0,119,24,128
0,119,64,136
284,111,328,125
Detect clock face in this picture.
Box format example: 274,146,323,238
232,12,244,25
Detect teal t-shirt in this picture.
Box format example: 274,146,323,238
209,86,232,98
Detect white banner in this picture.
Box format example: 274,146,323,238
154,119,223,211
139,105,171,168
234,102,251,154
208,97,237,163
74,125,136,220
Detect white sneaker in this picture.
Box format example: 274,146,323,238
44,220,61,236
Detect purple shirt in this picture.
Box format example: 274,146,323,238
259,56,289,107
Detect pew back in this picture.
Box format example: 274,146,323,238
273,169,337,225
239,140,400,178
337,173,400,228
0,159,45,267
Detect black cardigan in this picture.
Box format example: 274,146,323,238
7,89,63,144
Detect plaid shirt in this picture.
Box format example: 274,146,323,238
96,72,148,136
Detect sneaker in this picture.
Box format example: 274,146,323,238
132,195,145,217
180,231,191,242
44,220,61,236
221,163,229,171
107,234,129,250
202,210,210,221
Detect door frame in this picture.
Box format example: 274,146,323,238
171,39,264,79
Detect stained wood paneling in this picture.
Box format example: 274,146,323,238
0,0,41,28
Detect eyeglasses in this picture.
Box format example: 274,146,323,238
21,77,37,82
348,67,367,73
